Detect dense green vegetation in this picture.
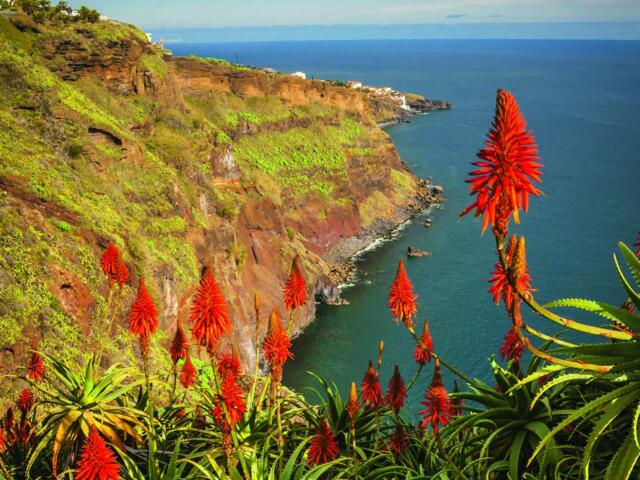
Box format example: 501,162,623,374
0,1,100,24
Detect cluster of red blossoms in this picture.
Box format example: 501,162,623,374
500,327,524,363
213,374,247,431
179,352,196,389
27,350,45,383
190,269,232,355
385,365,407,414
488,235,532,327
100,241,129,288
212,349,246,433
0,406,33,454
283,255,307,312
388,259,418,329
0,352,43,454
129,278,159,357
389,424,408,455
460,88,543,234
95,245,303,468
262,310,293,383
414,319,434,366
75,427,120,480
307,418,339,465
358,361,410,415
386,260,456,437
361,361,384,408
170,319,189,365
419,361,452,435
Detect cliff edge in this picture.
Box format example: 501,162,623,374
0,16,445,380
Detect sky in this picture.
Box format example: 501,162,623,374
69,1,640,40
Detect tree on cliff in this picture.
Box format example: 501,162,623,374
76,5,99,23
9,1,99,23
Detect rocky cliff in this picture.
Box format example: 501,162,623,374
0,16,444,383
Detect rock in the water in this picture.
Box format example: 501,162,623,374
407,246,430,257
424,218,432,228
315,281,350,306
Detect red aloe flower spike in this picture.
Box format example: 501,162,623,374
419,361,452,435
385,365,407,414
170,318,189,364
179,352,196,389
75,426,121,480
361,360,384,409
262,310,293,383
283,255,307,312
500,327,524,362
460,89,543,232
129,278,159,357
116,256,129,288
190,269,232,355
388,259,418,329
307,418,339,465
100,242,119,283
27,351,45,382
389,424,408,455
345,382,359,420
0,427,5,453
217,347,242,381
17,388,34,415
414,319,434,365
212,375,246,429
634,232,640,257
420,385,452,435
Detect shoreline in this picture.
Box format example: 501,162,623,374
320,178,444,295
336,211,431,289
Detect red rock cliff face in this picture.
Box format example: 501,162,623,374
172,57,372,116
1,21,437,372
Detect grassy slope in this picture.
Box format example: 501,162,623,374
0,17,418,401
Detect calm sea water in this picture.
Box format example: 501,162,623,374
170,40,640,408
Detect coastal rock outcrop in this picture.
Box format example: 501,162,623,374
407,246,430,257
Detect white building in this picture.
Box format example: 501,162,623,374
291,71,306,80
397,95,411,111
347,81,362,89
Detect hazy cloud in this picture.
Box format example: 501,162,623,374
73,0,640,29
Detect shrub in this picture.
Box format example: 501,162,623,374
66,141,83,158
55,220,72,232
76,5,99,23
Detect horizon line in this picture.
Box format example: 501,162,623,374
162,38,640,45
146,20,640,31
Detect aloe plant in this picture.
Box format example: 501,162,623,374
25,354,145,477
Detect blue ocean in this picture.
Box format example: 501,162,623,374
170,40,640,408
